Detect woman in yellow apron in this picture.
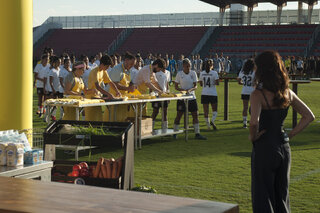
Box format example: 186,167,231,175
63,61,87,120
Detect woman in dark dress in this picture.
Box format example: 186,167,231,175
249,51,314,213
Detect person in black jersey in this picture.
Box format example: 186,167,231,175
250,51,314,213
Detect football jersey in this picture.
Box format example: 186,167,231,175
59,67,71,93
34,64,49,88
199,70,219,96
156,70,170,93
175,70,198,99
49,68,61,92
238,70,255,95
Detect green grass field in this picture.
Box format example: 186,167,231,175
33,80,320,212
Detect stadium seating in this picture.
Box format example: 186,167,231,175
116,27,209,57
34,28,124,58
209,24,317,56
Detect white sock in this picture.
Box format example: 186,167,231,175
162,121,168,129
211,111,218,123
38,106,41,111
152,121,155,130
243,116,247,125
174,124,179,132
194,123,200,134
40,106,43,113
205,117,210,127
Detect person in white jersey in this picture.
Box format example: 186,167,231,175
81,56,92,88
151,60,171,131
199,59,220,130
174,59,206,140
58,58,72,119
34,54,50,116
48,56,62,121
237,59,255,128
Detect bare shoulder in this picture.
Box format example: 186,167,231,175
250,89,262,99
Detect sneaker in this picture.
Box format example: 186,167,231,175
36,110,40,115
210,122,217,130
195,134,207,140
243,123,247,129
38,112,43,118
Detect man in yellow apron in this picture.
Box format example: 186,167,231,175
105,52,136,122
84,55,121,121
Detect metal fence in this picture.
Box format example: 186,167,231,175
40,9,320,29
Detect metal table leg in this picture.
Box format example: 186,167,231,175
184,99,189,141
75,108,80,121
139,103,144,149
130,103,138,150
161,101,165,132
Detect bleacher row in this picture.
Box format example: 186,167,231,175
35,27,208,58
34,24,320,58
210,24,317,56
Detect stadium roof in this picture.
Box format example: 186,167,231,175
200,0,317,7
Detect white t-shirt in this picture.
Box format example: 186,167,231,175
156,70,170,93
59,67,71,93
82,68,91,88
49,68,61,93
34,64,49,88
130,67,140,85
238,70,255,95
199,70,219,96
44,68,52,92
175,70,198,99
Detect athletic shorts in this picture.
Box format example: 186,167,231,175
152,101,169,109
177,99,198,113
201,95,218,104
241,94,250,100
37,88,44,96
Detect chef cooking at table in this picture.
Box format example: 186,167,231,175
84,54,121,121
104,52,137,122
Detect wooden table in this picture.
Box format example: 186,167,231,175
0,176,239,213
222,77,237,121
289,74,304,80
0,161,53,182
290,80,311,128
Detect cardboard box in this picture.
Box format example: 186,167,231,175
127,117,152,136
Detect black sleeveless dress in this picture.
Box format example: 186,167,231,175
251,90,291,213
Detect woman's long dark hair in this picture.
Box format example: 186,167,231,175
243,59,254,75
254,51,290,108
204,59,213,73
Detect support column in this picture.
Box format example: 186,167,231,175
219,7,226,26
298,1,303,24
247,6,254,26
0,0,33,145
308,3,314,24
277,5,283,25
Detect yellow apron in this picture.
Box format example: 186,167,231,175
103,64,134,122
62,74,85,120
137,65,152,94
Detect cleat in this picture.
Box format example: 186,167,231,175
210,122,217,130
195,134,207,140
